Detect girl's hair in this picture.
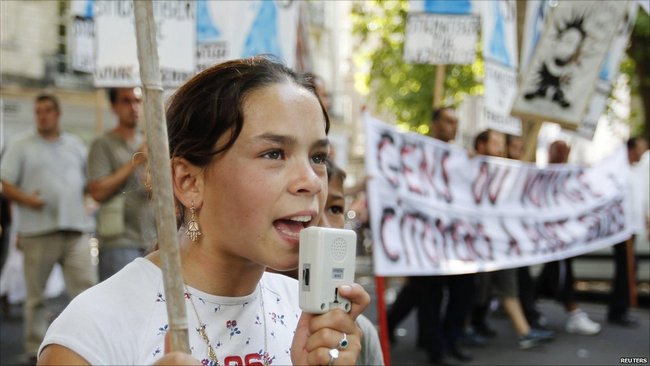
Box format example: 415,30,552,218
324,158,346,183
166,55,330,167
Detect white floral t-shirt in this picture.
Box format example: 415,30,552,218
39,258,301,365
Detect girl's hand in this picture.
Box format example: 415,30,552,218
291,283,370,365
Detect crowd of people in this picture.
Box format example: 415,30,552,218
386,107,648,365
0,55,647,366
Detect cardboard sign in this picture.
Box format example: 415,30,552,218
403,13,479,65
196,0,298,70
512,1,628,126
93,0,196,87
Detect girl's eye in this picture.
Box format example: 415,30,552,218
312,152,328,164
262,150,284,160
328,205,344,215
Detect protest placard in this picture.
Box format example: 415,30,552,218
70,17,94,73
512,1,628,127
94,0,196,87
196,0,298,71
403,13,479,65
408,0,473,15
480,0,521,135
575,82,610,140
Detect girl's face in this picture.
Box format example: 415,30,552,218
320,176,346,229
199,82,329,271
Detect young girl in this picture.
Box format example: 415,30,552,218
38,57,369,366
321,159,384,366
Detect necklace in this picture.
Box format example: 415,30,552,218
185,282,269,366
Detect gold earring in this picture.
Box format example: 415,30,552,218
186,202,201,242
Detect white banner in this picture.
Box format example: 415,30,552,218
480,0,518,68
70,17,95,73
93,0,196,87
512,1,628,126
196,0,298,71
480,0,521,135
364,114,631,276
403,13,479,65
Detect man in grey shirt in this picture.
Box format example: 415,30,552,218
88,87,155,281
0,94,97,360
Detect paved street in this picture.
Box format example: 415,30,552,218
358,272,650,366
1,263,648,366
382,298,650,365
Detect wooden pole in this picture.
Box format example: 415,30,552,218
521,119,542,162
94,88,104,136
433,64,446,108
133,1,189,353
375,276,391,366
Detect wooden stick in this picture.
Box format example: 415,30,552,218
94,88,104,136
375,276,391,366
133,1,189,353
433,64,446,108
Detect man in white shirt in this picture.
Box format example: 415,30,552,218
0,94,96,361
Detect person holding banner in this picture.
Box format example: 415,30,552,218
37,57,369,366
387,106,475,364
471,130,555,349
607,136,648,327
506,134,549,331
535,140,602,336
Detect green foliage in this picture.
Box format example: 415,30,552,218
632,10,650,38
624,10,650,138
351,0,482,133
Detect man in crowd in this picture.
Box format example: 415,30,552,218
535,140,601,335
505,135,548,331
388,106,475,365
0,94,96,362
87,88,155,281
608,136,649,327
471,130,554,349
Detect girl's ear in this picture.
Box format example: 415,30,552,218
171,157,204,210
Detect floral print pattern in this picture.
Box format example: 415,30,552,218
149,276,299,365
156,293,165,302
226,320,241,339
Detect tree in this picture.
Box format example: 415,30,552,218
626,10,650,141
351,0,482,134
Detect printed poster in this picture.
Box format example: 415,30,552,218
196,0,298,71
512,1,628,126
93,0,196,87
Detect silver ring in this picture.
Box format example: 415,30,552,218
338,332,349,350
328,348,339,366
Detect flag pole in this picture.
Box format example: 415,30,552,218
133,0,189,353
